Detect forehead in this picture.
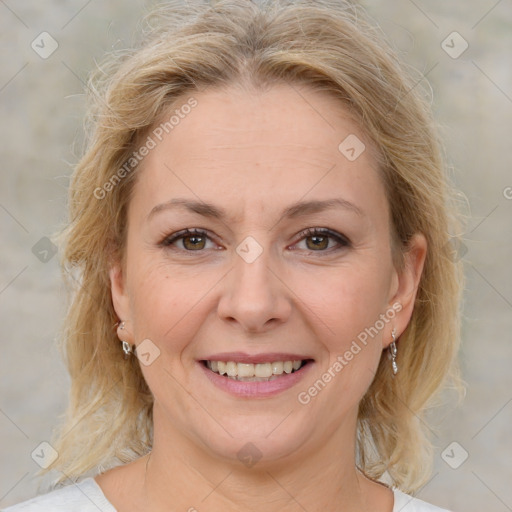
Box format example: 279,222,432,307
161,83,368,164
131,83,387,223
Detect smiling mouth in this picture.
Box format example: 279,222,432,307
202,359,312,381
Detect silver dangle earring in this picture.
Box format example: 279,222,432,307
119,321,135,359
389,328,398,375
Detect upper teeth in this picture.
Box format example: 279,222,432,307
207,360,303,378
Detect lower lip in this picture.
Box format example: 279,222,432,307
198,361,314,399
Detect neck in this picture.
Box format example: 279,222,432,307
137,409,380,512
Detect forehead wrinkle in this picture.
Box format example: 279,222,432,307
176,153,337,171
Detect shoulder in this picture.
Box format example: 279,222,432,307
393,488,453,512
1,478,117,512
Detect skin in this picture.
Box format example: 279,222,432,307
97,82,427,512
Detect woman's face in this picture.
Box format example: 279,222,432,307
110,83,425,467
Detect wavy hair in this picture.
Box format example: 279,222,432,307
44,0,465,493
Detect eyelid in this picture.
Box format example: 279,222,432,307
161,227,350,253
161,228,220,250
291,227,351,250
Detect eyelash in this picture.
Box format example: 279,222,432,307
160,227,351,254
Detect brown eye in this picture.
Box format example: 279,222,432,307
305,234,330,251
162,228,215,251
182,234,206,250
294,228,350,252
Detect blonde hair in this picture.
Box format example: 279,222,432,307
45,0,465,493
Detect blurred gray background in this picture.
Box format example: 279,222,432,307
1,1,511,510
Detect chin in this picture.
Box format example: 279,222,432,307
191,415,316,470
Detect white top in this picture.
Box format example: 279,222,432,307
1,477,452,511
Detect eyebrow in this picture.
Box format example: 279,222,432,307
147,197,364,222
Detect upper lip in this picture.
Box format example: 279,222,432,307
200,352,313,364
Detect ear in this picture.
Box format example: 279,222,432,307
384,233,427,348
109,263,134,343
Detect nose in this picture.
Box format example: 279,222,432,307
217,241,292,334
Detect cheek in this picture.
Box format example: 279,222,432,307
293,258,392,339
127,255,217,349
293,258,392,394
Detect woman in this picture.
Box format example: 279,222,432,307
3,0,464,510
